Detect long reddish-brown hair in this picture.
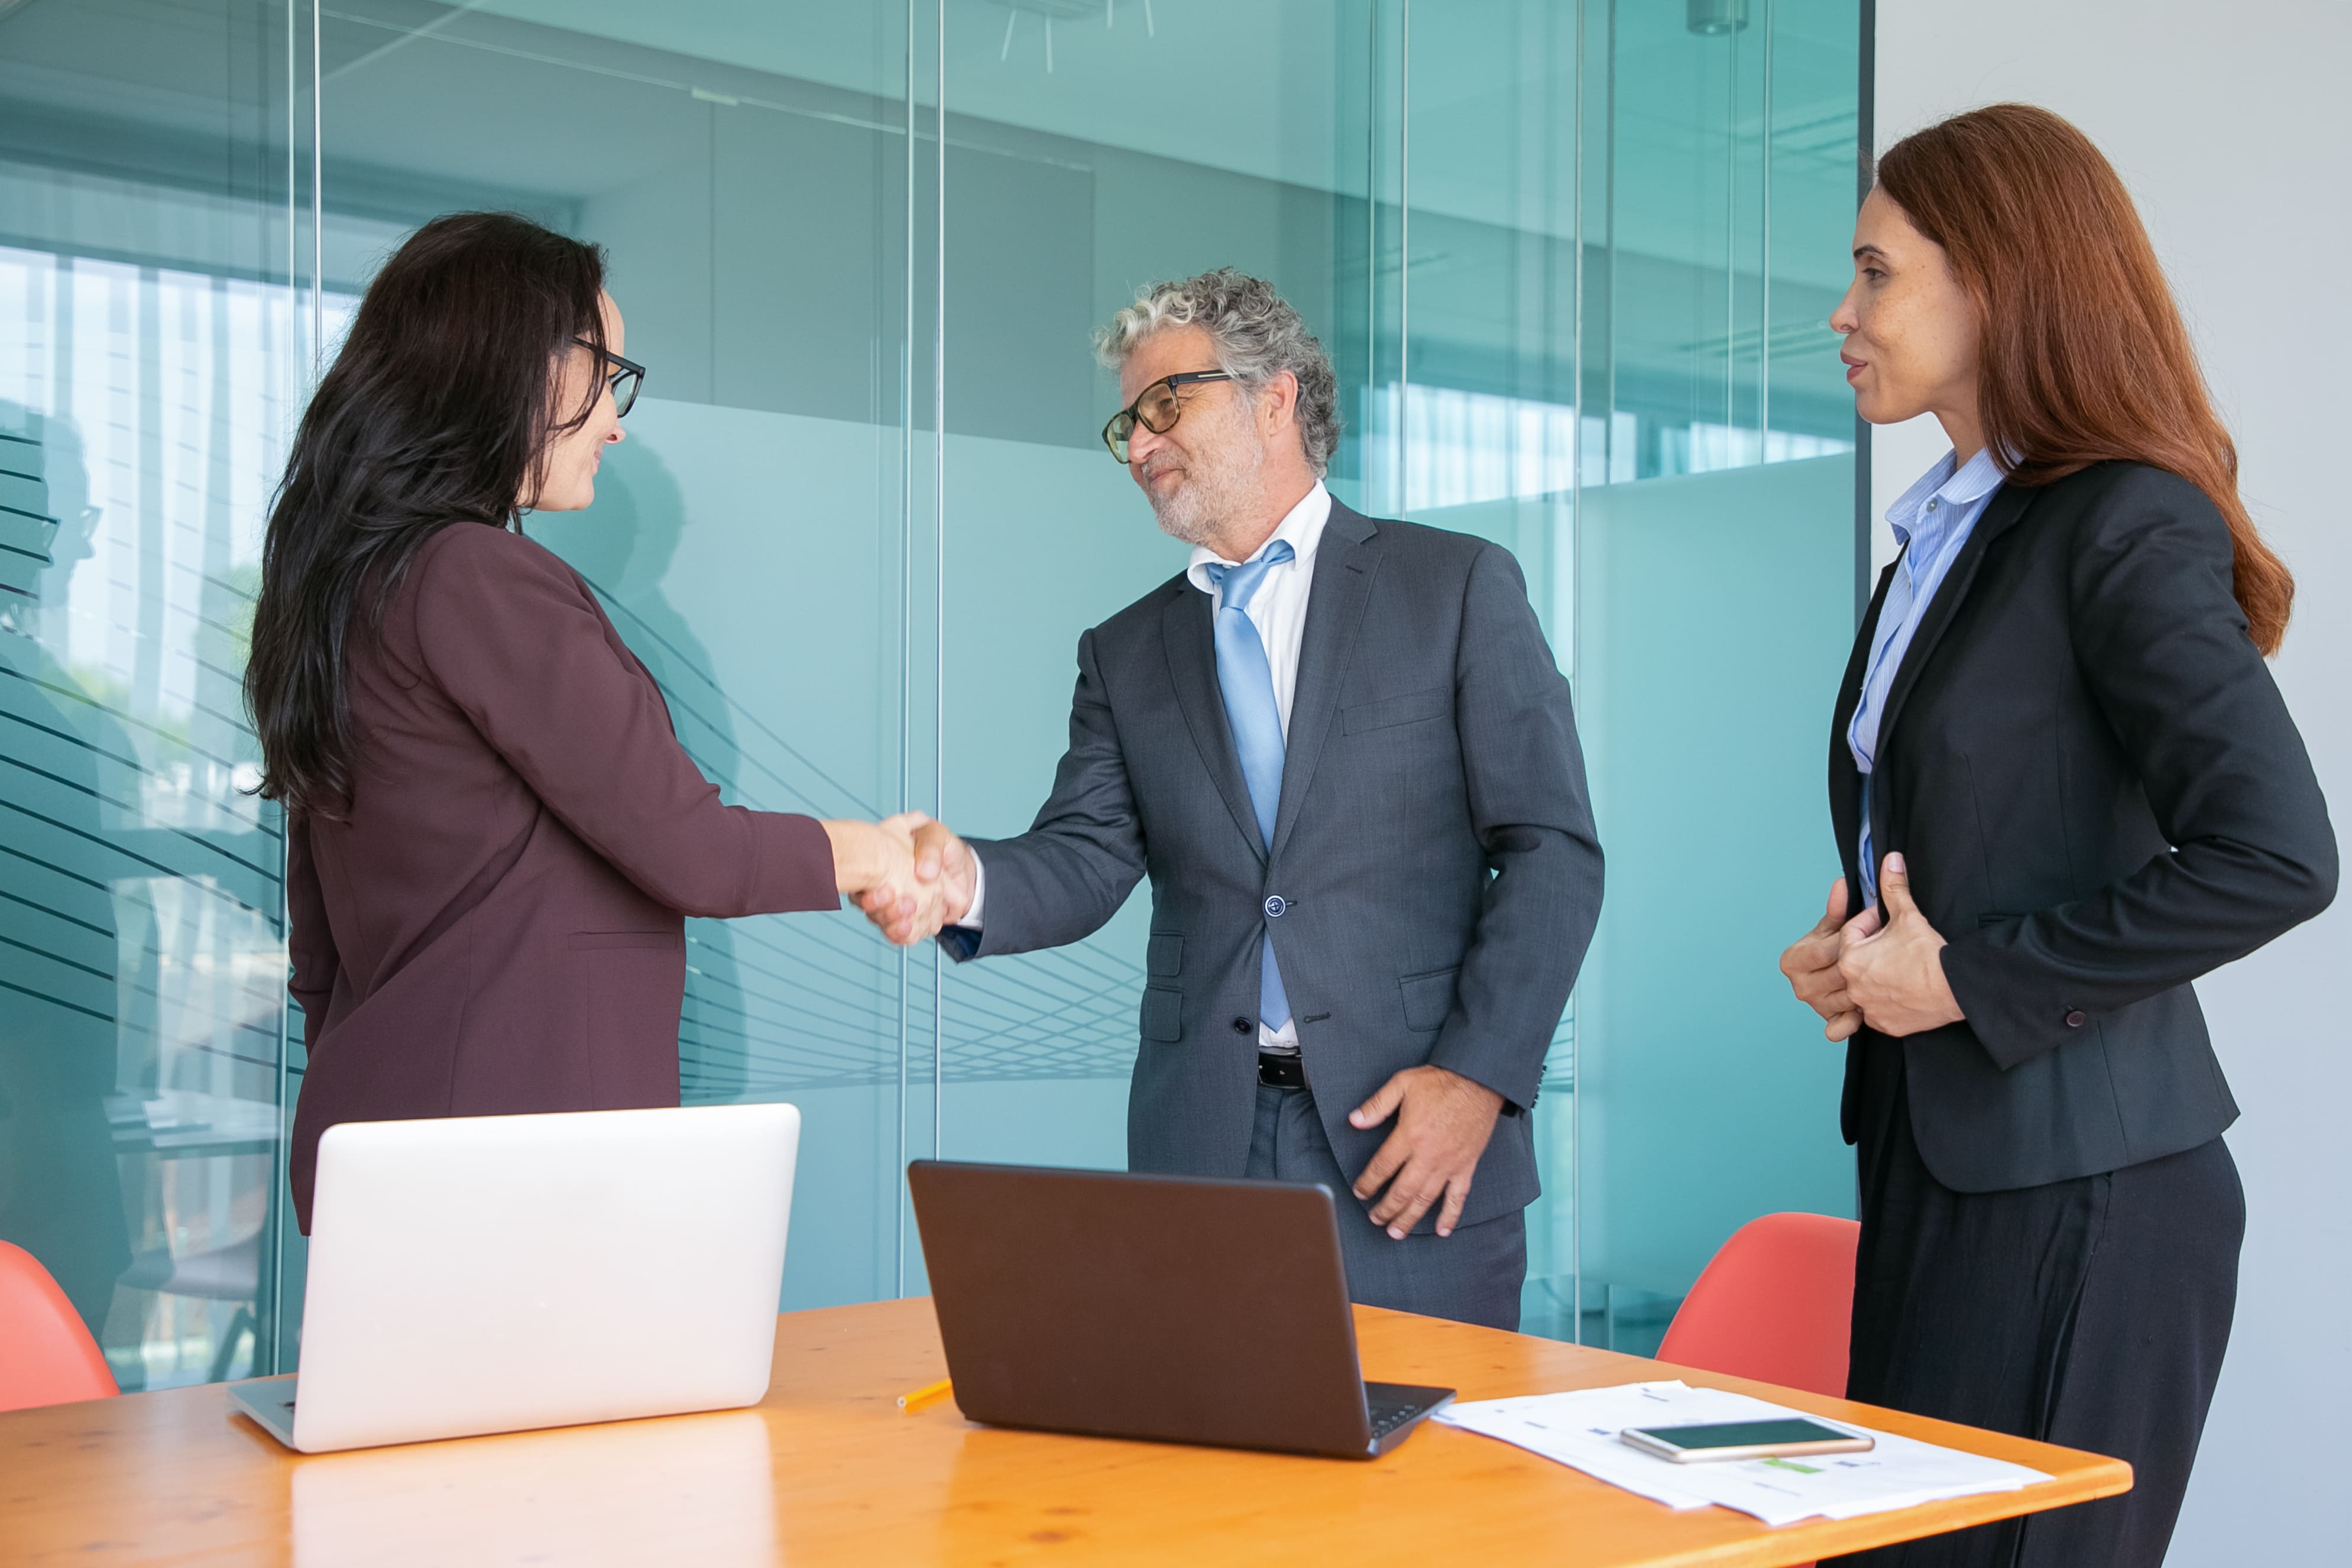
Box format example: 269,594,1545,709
1877,104,2292,653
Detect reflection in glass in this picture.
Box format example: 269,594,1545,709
290,1407,776,1567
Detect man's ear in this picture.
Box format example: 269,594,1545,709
1260,369,1300,437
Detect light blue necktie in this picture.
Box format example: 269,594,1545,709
1203,540,1295,1035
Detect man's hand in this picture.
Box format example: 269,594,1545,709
871,813,945,946
1780,877,1867,1042
1347,1065,1506,1239
1837,853,1964,1036
908,819,976,924
857,816,974,945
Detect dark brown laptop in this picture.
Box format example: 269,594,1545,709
906,1160,1454,1459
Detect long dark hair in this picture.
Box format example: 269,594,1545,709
1877,105,2293,654
245,212,610,817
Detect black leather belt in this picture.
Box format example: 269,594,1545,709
1257,1052,1306,1088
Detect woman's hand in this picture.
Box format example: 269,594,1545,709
821,814,945,946
1780,877,1867,1041
1836,853,1965,1036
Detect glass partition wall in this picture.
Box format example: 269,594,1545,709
1554,0,1867,1352
0,0,1861,1377
0,0,318,1389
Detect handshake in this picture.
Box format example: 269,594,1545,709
827,814,978,947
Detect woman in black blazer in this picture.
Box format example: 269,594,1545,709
1781,106,2335,1567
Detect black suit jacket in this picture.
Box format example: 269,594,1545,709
953,501,1604,1230
1832,461,2335,1192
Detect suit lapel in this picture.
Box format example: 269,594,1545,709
1871,482,2037,759
1829,558,1900,886
1162,583,1267,861
1269,502,1381,860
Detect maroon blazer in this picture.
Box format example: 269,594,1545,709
285,521,838,1230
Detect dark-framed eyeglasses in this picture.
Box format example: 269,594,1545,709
1101,370,1233,462
574,337,645,418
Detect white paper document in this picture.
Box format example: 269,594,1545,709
1433,1381,2052,1528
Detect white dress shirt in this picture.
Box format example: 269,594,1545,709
957,482,1333,1053
1847,447,2004,908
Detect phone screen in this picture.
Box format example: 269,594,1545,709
1628,1418,1853,1452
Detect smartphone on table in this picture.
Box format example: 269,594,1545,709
1619,1417,1874,1463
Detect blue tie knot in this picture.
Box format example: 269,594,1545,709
1204,539,1295,614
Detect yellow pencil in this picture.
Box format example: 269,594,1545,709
898,1376,953,1413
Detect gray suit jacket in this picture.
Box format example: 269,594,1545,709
953,501,1603,1231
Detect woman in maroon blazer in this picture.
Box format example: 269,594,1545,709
246,213,935,1229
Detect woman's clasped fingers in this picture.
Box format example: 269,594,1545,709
1781,877,1863,1019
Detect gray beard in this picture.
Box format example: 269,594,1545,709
1146,438,1266,550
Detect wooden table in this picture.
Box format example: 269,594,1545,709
0,1296,2128,1566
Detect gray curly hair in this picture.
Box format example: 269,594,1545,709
1094,268,1341,476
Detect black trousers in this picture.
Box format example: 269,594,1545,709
1827,1042,2242,1568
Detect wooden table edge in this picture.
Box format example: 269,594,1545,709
0,1296,2138,1568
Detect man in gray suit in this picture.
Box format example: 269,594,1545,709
869,270,1602,1329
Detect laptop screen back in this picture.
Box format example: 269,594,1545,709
289,1103,798,1452
908,1161,1372,1456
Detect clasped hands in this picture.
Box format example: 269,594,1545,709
835,814,974,947
1779,852,1965,1041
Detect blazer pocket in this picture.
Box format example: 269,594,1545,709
1139,986,1184,1042
568,930,684,951
1399,966,1460,1032
1147,932,1184,978
1343,686,1450,735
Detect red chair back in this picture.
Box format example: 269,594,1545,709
0,1240,119,1411
1656,1211,1860,1398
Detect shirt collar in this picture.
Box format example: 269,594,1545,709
1886,445,2006,549
1185,481,1331,594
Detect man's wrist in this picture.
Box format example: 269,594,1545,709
1423,1044,1530,1117
954,851,987,929
1433,1064,1505,1113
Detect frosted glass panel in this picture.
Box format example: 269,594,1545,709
0,0,311,1388
1561,0,1865,1352
1407,0,1862,1345
1572,456,1857,1345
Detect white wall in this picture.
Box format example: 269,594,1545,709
1871,3,2351,1559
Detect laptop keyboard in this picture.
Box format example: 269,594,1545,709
1366,1398,1424,1439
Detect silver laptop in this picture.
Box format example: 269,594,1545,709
230,1103,799,1453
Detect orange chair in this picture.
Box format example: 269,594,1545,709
0,1240,120,1411
1654,1214,1859,1568
1656,1211,1861,1398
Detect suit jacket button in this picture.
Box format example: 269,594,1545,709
1232,1018,1253,1035
1264,895,1288,918
2064,1009,2087,1028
